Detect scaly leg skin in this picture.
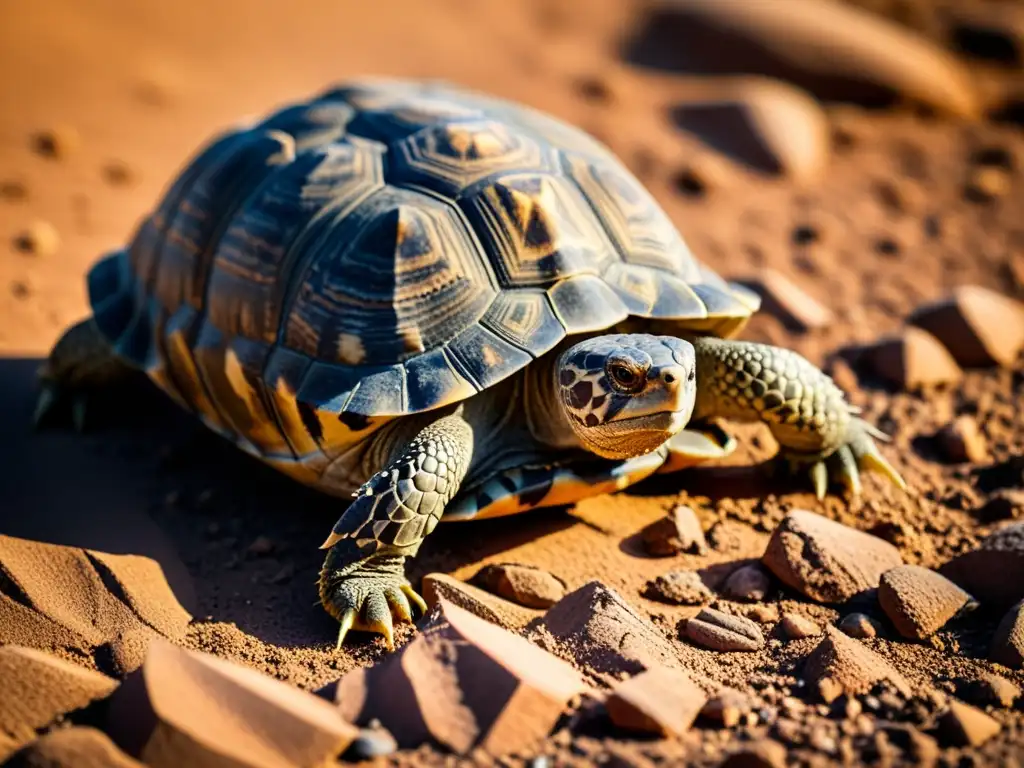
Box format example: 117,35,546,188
318,412,474,650
691,336,906,500
35,317,132,431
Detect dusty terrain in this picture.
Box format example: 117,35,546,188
1,0,1024,766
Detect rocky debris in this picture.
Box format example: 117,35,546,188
336,600,590,756
643,570,713,605
683,607,764,652
955,672,1021,709
803,627,912,698
672,79,829,182
940,522,1024,608
878,565,974,640
12,220,60,256
837,613,881,639
643,0,978,117
879,723,940,767
936,700,1002,747
421,572,538,630
0,537,190,666
745,268,834,331
106,638,355,767
534,582,682,677
0,647,117,758
701,688,755,728
30,126,80,159
859,328,963,390
908,286,1024,368
341,722,398,761
719,739,788,768
965,165,1011,204
5,727,142,768
990,601,1024,668
779,613,821,640
472,563,567,609
605,667,708,737
722,563,771,601
937,416,988,464
641,505,707,556
245,535,275,556
762,510,903,603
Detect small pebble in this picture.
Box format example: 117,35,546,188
746,604,779,624
990,600,1024,668
780,613,821,640
12,220,60,256
103,160,135,186
701,687,752,728
937,416,988,463
342,723,398,760
31,125,81,159
722,564,771,601
965,166,1011,203
644,570,713,605
720,739,788,768
936,699,1002,747
641,504,707,556
838,613,881,639
0,180,27,202
474,563,566,609
956,672,1020,709
247,536,275,556
684,607,764,652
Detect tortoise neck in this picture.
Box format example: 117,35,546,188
523,346,582,450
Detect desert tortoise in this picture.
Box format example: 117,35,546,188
39,78,905,648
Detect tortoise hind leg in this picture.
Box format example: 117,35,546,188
35,317,132,431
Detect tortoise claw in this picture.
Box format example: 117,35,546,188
810,461,828,501
33,384,59,429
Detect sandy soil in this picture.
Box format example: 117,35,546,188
2,0,1024,765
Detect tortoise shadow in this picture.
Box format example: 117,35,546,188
0,355,579,648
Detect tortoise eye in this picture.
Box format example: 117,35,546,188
609,363,643,392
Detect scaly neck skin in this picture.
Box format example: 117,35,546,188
523,347,582,450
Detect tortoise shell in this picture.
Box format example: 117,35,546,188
86,78,758,484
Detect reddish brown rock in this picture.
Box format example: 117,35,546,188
644,570,713,606
747,268,834,331
837,612,881,639
940,522,1024,609
956,672,1020,709
5,727,142,768
421,572,538,630
107,638,355,767
720,739,788,768
937,416,988,464
779,613,821,640
672,80,829,182
762,510,903,603
336,600,590,756
936,699,1002,747
878,565,974,640
991,600,1024,668
684,608,764,652
0,647,117,756
908,286,1024,368
701,687,754,728
473,563,567,609
533,581,682,677
606,667,708,737
722,564,771,601
12,220,59,256
85,550,191,640
641,505,707,556
860,328,963,390
647,0,978,117
803,627,912,698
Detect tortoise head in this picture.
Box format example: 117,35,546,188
556,334,696,459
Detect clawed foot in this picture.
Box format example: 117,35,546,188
34,379,91,432
780,418,906,500
319,555,428,651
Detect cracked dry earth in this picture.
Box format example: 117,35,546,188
2,0,1024,766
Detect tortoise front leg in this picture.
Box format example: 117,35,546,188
35,317,132,430
690,336,905,499
318,412,474,650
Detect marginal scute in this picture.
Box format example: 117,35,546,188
263,346,323,463
446,323,535,390
549,273,629,333
462,173,618,288
260,100,355,150
480,289,566,357
692,282,754,318
403,347,477,414
284,186,495,365
161,305,229,434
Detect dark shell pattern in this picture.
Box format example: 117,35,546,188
86,78,758,486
